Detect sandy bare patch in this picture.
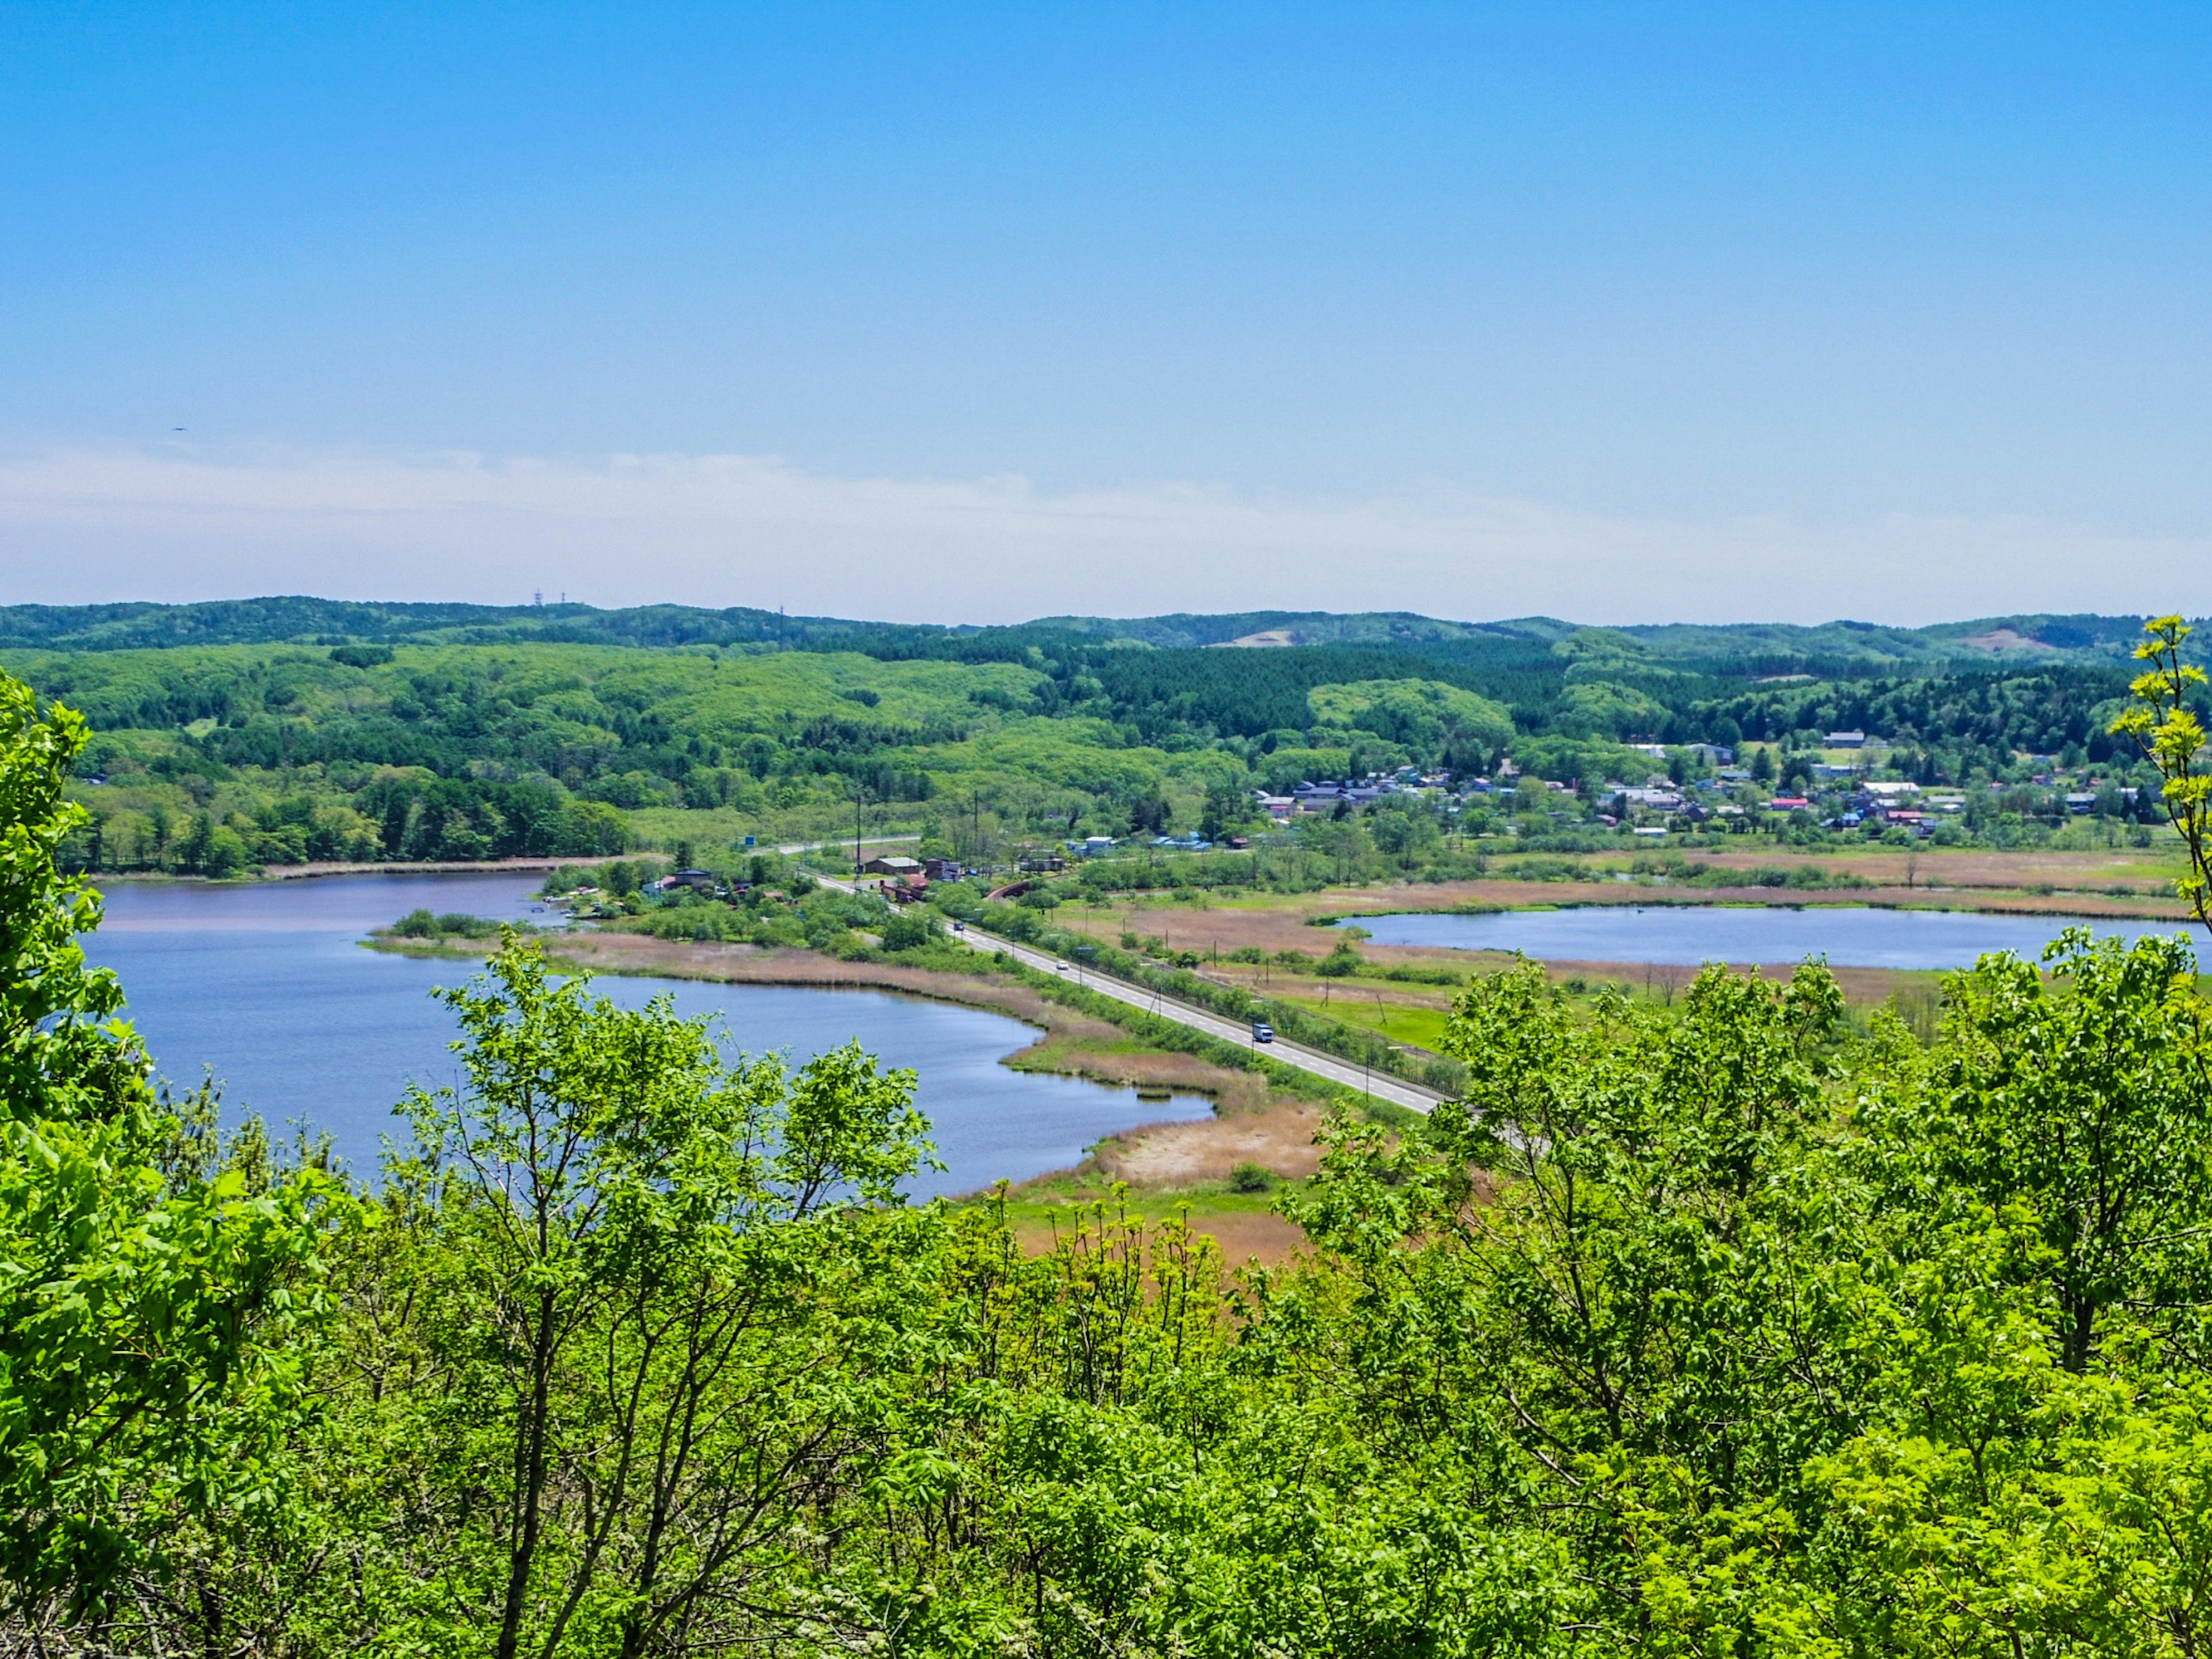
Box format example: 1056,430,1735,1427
1089,1101,1325,1187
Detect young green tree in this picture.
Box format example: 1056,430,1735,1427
1884,929,2212,1372
2113,614,2211,932
1277,959,1858,1652
362,941,938,1657
0,671,335,1616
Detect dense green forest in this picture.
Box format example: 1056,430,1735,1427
17,652,2212,1653
0,596,2177,670
8,599,2205,875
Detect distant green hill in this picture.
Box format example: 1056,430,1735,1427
1609,613,2163,671
0,598,2186,672
0,597,953,654
1041,609,2174,671
1024,609,1567,651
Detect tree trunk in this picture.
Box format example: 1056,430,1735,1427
498,1287,559,1659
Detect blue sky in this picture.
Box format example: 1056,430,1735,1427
3,3,2208,623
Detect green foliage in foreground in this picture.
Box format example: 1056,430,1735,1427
20,660,2212,1652
0,676,335,1613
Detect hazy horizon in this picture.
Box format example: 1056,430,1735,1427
0,590,2184,642
6,5,2209,623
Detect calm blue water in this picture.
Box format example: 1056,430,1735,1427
1343,904,2195,969
82,873,1209,1197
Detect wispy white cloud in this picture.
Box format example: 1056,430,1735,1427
0,443,2199,625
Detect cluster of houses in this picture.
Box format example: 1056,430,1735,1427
659,721,2152,903
1253,770,1453,823
833,730,2150,882
1067,831,1252,857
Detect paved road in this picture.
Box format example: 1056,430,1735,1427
817,872,1445,1116
774,834,921,856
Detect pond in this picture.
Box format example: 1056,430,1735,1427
1340,903,2198,970
82,873,1211,1198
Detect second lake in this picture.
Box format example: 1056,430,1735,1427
1340,903,2196,969
84,872,1211,1197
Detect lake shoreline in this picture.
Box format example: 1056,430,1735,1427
1329,892,2196,923
364,929,1330,1200
1319,884,2195,925
85,873,1252,1202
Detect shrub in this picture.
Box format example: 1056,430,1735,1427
1315,942,1365,978
987,903,1042,942
642,907,740,942
879,912,942,952
1229,1162,1274,1194
927,880,983,919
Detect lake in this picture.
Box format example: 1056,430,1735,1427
1342,903,2198,969
82,873,1210,1197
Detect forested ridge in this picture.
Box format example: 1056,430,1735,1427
0,597,2178,670
16,595,2198,878
15,654,2212,1653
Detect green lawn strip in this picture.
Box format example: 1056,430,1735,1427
1270,992,1455,1054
